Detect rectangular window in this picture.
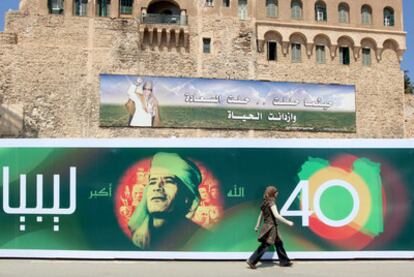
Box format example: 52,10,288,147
315,6,327,21
362,48,371,66
316,45,326,64
203,38,211,53
223,0,230,7
384,16,394,26
266,0,277,17
97,0,111,17
291,43,301,63
267,41,277,61
316,10,324,21
74,0,88,17
120,0,133,15
291,4,302,20
238,0,248,20
206,0,214,7
339,47,350,65
49,0,64,14
339,10,348,23
362,12,371,25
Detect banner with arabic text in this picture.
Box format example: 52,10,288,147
0,139,413,259
100,75,356,132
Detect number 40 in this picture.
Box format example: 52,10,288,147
279,180,360,228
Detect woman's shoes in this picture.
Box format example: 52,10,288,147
280,261,293,267
246,260,257,269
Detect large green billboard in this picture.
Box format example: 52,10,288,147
0,139,413,259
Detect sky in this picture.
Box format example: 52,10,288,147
0,0,413,80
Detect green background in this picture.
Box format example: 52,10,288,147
0,147,412,253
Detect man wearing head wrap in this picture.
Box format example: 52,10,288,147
128,152,202,250
125,77,160,127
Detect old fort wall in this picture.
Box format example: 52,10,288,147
0,6,407,138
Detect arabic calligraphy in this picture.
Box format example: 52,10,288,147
227,95,250,105
184,94,221,104
184,93,334,112
227,111,263,121
2,166,77,215
184,94,334,110
228,111,297,123
267,112,297,123
304,97,333,110
227,185,245,198
2,166,77,232
272,97,300,106
89,184,113,199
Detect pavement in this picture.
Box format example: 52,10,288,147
0,259,413,277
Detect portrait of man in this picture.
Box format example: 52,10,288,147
125,77,160,127
128,152,202,250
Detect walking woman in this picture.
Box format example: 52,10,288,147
246,186,294,269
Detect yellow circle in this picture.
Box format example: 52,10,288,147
308,166,371,230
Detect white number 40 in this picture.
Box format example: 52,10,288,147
279,180,360,228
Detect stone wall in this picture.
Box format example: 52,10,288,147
0,8,408,138
0,31,17,113
404,94,414,137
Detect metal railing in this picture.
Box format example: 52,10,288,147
141,13,187,26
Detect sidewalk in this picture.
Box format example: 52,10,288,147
0,259,413,277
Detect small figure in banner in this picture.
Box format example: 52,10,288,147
246,186,294,269
125,77,160,127
128,152,202,250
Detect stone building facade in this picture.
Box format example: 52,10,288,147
0,0,408,138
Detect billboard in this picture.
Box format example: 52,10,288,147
0,139,413,259
100,75,356,132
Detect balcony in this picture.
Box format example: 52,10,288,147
141,13,187,26
139,13,189,49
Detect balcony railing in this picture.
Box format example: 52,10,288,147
141,13,187,26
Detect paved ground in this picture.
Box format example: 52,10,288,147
0,260,413,277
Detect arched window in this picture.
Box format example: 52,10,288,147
48,0,64,15
314,35,330,64
384,7,395,26
291,43,301,62
361,38,376,66
361,5,372,25
290,33,306,63
266,0,278,18
74,0,88,16
315,1,327,22
264,31,282,61
362,48,371,66
120,0,133,15
267,41,277,61
291,0,302,20
338,3,349,23
315,45,325,64
97,0,111,17
339,47,350,65
146,1,182,24
338,37,354,65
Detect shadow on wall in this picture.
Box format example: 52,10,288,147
0,104,24,137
